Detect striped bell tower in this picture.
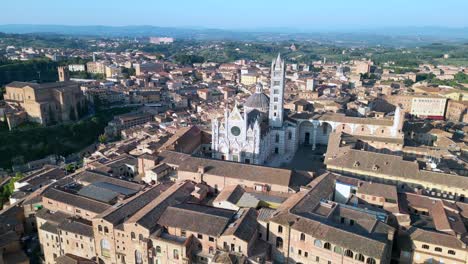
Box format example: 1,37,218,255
269,53,285,128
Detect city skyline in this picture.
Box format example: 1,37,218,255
2,0,468,30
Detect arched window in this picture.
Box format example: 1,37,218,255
155,246,161,254
324,242,331,250
100,239,110,257
366,258,376,264
104,227,109,233
135,250,143,264
334,246,343,254
345,249,354,258
422,244,429,250
300,233,306,241
173,249,179,260
314,239,322,248
276,237,283,249
434,247,442,252
278,225,283,233
448,250,456,255
131,232,136,240
139,234,144,241
356,253,365,262
323,124,329,134
98,225,103,232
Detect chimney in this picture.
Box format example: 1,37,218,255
198,166,205,174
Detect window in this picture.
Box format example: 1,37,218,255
131,232,136,240
101,239,111,258
197,234,203,239
135,250,143,264
275,134,279,143
156,246,161,254
334,246,343,254
173,249,179,260
98,225,103,232
448,250,456,255
139,234,144,241
314,239,322,248
345,249,354,258
356,253,365,262
274,97,278,102
304,251,308,257
274,89,279,94
278,225,283,233
298,249,302,255
300,233,306,241
288,131,292,140
274,81,280,86
422,244,430,250
209,246,214,254
104,227,109,233
276,237,283,249
316,256,320,262
366,258,376,264
181,230,187,237
324,242,331,250
209,236,215,242
434,247,442,252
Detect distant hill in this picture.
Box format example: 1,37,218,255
0,24,467,46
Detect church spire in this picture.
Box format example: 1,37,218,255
273,53,282,69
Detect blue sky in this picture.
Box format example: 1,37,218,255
2,0,468,29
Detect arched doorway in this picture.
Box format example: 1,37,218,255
298,121,313,145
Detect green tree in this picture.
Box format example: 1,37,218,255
454,72,468,84
404,79,415,87
65,163,76,173
98,134,107,144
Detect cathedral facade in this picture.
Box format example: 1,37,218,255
211,54,298,165
212,54,405,165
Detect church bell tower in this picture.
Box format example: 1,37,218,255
269,53,285,128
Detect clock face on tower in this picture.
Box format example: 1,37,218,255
231,126,241,136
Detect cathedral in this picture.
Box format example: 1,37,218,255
212,54,405,165
212,54,297,165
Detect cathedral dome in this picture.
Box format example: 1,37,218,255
244,83,269,113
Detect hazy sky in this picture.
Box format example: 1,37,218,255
2,0,468,30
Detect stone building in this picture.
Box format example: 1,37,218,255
446,100,468,123
3,79,86,128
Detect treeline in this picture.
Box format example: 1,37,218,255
0,107,134,170
0,58,59,86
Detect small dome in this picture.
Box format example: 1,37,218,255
244,84,269,113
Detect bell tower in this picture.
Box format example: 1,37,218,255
58,66,70,82
269,53,285,128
